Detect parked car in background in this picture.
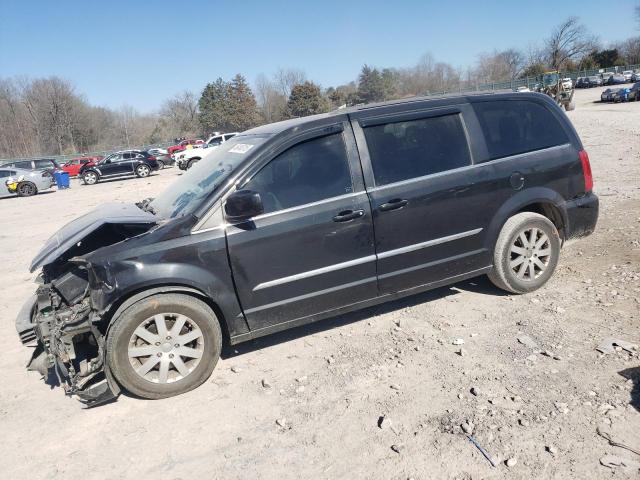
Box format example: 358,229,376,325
605,74,627,86
575,77,586,88
62,156,103,176
600,72,614,84
587,76,603,87
17,92,598,403
80,150,159,185
562,78,573,89
0,167,55,197
622,71,634,82
613,87,631,103
154,153,174,169
176,132,238,170
600,88,620,102
632,72,640,82
3,158,61,176
627,82,640,101
167,139,204,155
147,147,168,156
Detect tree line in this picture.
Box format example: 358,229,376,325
1,16,639,159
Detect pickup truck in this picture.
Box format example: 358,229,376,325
175,132,238,170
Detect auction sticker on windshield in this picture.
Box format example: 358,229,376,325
229,144,254,154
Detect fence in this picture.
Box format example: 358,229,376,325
424,63,640,97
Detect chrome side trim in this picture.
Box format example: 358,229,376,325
244,277,377,314
379,249,485,280
253,255,376,291
377,228,482,260
250,191,364,222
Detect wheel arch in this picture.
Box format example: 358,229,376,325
101,284,232,344
485,187,568,251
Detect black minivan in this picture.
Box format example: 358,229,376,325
17,92,598,405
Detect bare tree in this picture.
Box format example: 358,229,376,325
273,68,306,98
254,73,286,123
159,90,199,138
545,17,597,70
475,49,524,83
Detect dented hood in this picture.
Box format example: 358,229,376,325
30,203,156,272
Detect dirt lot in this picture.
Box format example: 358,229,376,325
1,88,639,479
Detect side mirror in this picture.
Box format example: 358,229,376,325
225,190,264,221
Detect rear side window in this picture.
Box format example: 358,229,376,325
34,159,52,168
473,100,569,161
14,161,32,169
243,133,353,214
363,113,471,186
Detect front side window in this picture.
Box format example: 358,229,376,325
243,133,353,214
208,137,223,146
472,100,570,161
363,113,471,186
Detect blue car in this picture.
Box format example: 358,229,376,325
613,87,631,102
628,82,640,101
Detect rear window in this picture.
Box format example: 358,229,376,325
472,100,569,161
363,113,471,186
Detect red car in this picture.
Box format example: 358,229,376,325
62,156,103,176
167,139,204,155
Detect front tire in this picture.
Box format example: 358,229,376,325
187,158,200,169
17,181,37,197
83,171,99,185
107,293,222,399
488,212,561,294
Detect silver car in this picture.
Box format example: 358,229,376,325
0,166,55,198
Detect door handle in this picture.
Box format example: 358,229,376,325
379,198,408,212
332,209,365,222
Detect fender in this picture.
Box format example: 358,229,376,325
484,186,568,251
93,261,250,338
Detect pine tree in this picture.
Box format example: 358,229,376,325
285,81,330,118
198,78,229,134
226,74,259,131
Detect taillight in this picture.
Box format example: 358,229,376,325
579,150,593,192
148,155,156,161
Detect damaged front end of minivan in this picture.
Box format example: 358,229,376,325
16,203,157,406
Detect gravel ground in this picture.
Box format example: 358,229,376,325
0,87,639,479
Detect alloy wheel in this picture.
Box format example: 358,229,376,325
18,183,35,196
509,227,551,281
127,313,204,384
85,172,97,184
137,165,150,177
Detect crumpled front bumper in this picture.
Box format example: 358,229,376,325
16,292,120,407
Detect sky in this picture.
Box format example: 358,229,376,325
0,0,637,112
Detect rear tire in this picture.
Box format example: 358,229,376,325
107,293,222,399
136,164,151,178
157,160,165,170
488,212,561,294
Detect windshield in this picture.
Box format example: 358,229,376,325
149,134,271,218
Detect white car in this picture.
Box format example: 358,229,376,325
562,78,573,89
176,132,238,170
622,71,634,82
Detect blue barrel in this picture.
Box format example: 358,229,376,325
54,171,70,189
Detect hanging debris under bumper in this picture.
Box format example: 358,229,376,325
16,282,120,407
